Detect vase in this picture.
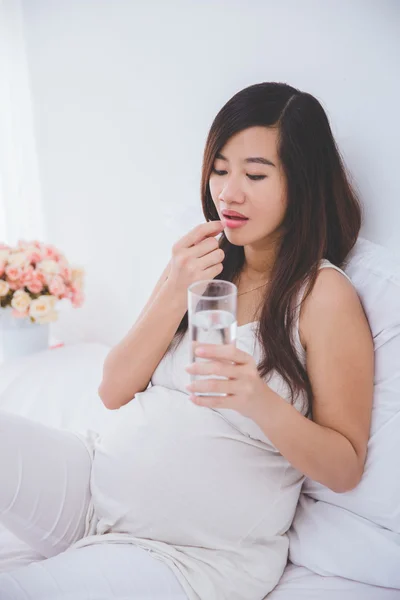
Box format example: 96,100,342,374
0,307,50,362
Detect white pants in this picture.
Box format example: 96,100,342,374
0,410,188,599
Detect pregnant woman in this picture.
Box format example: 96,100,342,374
0,82,374,600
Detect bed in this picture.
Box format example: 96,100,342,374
0,236,400,598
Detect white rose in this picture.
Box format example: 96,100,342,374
36,310,58,324
0,280,10,297
29,295,57,322
11,289,31,312
71,267,85,288
36,259,60,275
0,249,11,263
7,251,30,268
25,245,41,256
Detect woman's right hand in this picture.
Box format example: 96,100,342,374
165,220,226,298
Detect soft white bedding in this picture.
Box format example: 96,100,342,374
0,340,399,599
268,563,400,599
0,529,43,575
0,342,114,575
1,537,398,600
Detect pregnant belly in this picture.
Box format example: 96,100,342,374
90,386,284,547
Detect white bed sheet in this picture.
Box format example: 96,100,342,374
268,562,400,600
0,528,43,574
1,537,399,600
1,343,399,598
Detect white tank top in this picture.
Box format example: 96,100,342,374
71,260,352,600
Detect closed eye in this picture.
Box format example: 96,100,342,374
212,168,266,181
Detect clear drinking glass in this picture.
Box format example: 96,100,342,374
187,280,237,397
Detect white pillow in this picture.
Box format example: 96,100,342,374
0,342,115,432
289,237,400,589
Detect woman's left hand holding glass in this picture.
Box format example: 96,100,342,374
185,344,268,419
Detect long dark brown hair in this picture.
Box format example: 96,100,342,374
169,82,361,417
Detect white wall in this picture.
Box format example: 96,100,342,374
19,0,400,346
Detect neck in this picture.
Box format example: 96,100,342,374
242,239,279,283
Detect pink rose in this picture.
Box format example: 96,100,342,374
20,266,34,283
48,275,66,297
26,275,44,294
70,283,78,294
8,280,24,291
0,260,5,277
28,268,47,285
59,265,72,282
63,285,73,300
27,251,42,265
44,245,60,261
36,270,47,284
5,265,22,282
71,288,84,308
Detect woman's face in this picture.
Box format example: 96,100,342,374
209,126,287,248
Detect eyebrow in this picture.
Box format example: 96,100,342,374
215,152,276,167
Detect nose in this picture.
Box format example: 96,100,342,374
218,177,246,205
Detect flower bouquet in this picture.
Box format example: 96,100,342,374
0,240,85,324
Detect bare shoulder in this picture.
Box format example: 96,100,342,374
299,266,374,489
299,267,368,350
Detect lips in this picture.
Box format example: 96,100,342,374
221,210,248,220
222,214,249,229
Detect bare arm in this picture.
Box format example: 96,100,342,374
135,258,172,324
98,220,225,411
253,268,374,493
98,275,187,410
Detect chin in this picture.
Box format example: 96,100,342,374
223,229,249,245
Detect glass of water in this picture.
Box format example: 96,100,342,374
187,280,237,397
